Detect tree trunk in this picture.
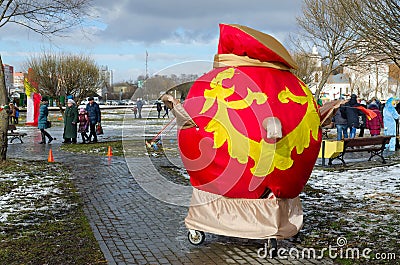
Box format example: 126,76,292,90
0,110,7,161
0,55,8,161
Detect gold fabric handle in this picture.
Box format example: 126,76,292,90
213,54,291,71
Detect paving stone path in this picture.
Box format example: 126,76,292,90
7,130,334,265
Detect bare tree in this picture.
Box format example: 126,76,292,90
296,0,365,99
0,0,90,36
291,52,319,86
27,53,102,112
0,0,92,161
25,52,60,104
338,0,400,69
58,54,102,106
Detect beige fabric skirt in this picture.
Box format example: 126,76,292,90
185,188,303,240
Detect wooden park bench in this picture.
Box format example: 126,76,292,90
7,124,27,143
327,135,393,166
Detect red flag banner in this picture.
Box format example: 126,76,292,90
355,106,377,120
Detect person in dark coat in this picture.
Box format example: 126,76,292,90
38,96,55,144
162,104,169,118
86,96,101,143
332,108,348,140
340,94,362,138
63,99,78,144
366,103,383,136
155,101,162,118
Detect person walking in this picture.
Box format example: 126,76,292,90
63,99,78,144
136,98,144,119
366,102,383,136
340,94,362,138
155,101,162,118
332,108,348,140
78,107,90,143
38,97,55,144
383,97,399,152
162,104,169,118
86,96,101,143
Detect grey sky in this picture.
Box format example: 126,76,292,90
0,1,305,81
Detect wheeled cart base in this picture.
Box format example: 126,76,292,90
185,187,303,256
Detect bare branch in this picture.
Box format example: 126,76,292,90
0,0,91,36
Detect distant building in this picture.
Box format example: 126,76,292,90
343,58,392,100
309,46,400,101
2,64,14,94
99,65,112,98
323,74,350,100
13,71,26,92
308,46,323,94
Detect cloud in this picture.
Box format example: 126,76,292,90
0,1,304,82
91,0,302,44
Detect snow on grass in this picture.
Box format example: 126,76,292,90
299,164,400,261
311,164,400,200
0,161,76,229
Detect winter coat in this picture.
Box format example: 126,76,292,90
383,97,399,151
64,105,78,138
86,102,101,125
78,112,89,133
38,104,49,130
366,104,383,136
340,97,362,128
136,100,144,109
8,104,16,117
156,102,162,112
332,108,347,125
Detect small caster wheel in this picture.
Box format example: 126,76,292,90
268,238,278,258
187,230,205,245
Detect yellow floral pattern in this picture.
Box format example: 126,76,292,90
200,68,320,176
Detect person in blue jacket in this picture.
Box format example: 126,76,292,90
86,96,101,143
38,96,55,144
383,97,399,152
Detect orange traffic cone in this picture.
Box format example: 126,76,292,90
107,146,113,157
48,149,54,162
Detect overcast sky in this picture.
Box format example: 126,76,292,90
0,1,304,83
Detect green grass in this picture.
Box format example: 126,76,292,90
59,139,178,158
60,140,125,157
0,160,106,264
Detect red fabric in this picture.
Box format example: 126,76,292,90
179,67,321,199
355,106,377,120
366,108,383,135
33,93,41,126
218,24,291,68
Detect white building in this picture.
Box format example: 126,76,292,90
308,46,323,94
98,65,112,98
323,74,350,100
309,46,400,101
343,58,391,100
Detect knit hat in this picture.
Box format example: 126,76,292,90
79,107,86,113
67,99,76,105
